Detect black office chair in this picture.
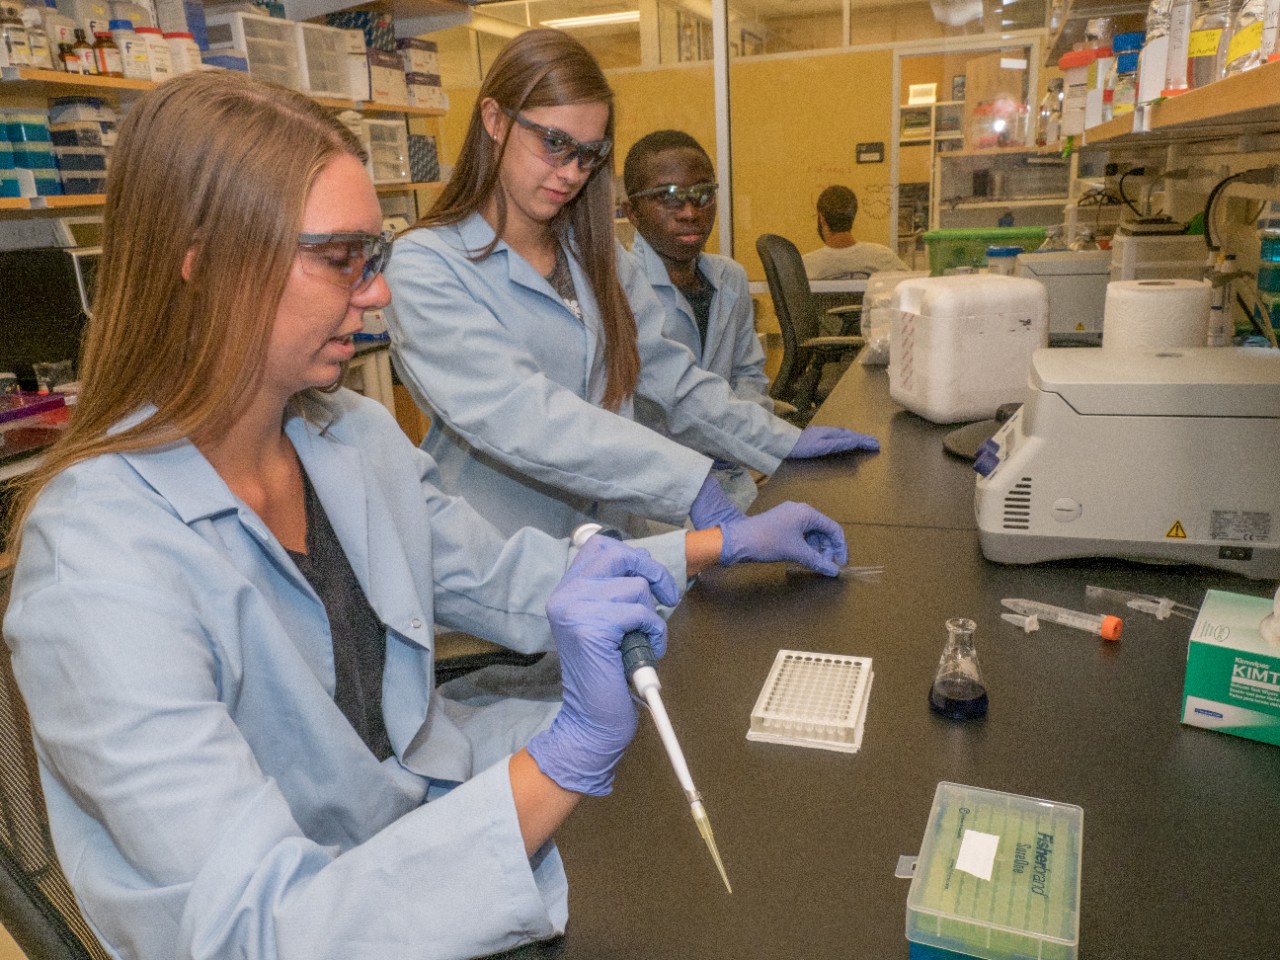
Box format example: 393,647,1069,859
0,587,111,960
756,233,863,423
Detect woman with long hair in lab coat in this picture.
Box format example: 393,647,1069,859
0,69,767,959
385,28,879,576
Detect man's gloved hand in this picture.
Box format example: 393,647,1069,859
689,470,745,530
788,425,880,459
526,536,679,796
720,501,848,577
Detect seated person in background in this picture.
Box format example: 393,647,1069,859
621,129,769,512
803,184,908,280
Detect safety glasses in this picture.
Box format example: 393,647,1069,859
506,110,614,172
628,182,719,209
296,230,394,293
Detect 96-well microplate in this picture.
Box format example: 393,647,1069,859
746,650,873,753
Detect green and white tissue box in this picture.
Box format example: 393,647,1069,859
1181,589,1280,747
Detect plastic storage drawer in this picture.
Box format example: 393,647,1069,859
205,12,303,91
296,21,350,99
360,118,409,184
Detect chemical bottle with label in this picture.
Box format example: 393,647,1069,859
1,2,33,66
91,27,121,75
20,0,52,67
1187,0,1235,88
1034,78,1064,147
109,17,147,78
41,0,74,51
70,24,94,71
1223,0,1280,73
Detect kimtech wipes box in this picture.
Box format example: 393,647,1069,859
1181,589,1280,747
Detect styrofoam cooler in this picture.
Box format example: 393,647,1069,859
889,274,1048,424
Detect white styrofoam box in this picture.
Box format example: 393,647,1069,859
340,27,370,101
888,274,1048,424
205,11,302,91
859,270,929,367
295,21,350,99
360,117,408,184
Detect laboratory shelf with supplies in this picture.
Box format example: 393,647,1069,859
540,362,1280,960
931,147,1071,230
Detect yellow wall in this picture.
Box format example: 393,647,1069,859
440,46,897,283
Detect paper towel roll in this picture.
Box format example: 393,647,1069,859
1103,279,1211,350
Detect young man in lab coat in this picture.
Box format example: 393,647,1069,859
622,130,771,511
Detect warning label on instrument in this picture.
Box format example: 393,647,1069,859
1166,521,1186,539
1210,511,1273,543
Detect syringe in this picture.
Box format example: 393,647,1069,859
621,630,732,894
1001,598,1123,642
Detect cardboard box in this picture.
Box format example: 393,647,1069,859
396,37,438,75
1182,589,1280,748
367,48,407,105
406,72,446,111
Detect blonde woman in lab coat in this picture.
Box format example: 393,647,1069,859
1,70,753,959
385,28,880,575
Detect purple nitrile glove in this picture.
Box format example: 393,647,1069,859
689,470,745,530
526,536,679,796
788,425,881,459
720,501,849,576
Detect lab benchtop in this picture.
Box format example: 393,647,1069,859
535,362,1280,960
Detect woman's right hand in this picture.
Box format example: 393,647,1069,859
525,536,679,796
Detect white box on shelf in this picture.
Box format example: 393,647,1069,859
205,11,302,91
396,37,438,76
295,21,350,99
340,28,370,102
406,73,446,111
367,48,407,105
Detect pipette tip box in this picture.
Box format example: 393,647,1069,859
746,650,873,753
906,782,1083,960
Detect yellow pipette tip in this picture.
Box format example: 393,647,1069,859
692,801,732,894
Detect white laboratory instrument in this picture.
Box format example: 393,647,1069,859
1016,250,1111,344
974,346,1280,579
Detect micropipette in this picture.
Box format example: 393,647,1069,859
621,630,732,894
1001,598,1123,642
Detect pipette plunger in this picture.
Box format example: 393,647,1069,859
620,631,732,894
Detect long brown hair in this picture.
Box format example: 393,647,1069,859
421,28,639,410
4,71,364,549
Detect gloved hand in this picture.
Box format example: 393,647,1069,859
526,536,680,796
788,425,881,459
689,470,744,530
720,501,849,576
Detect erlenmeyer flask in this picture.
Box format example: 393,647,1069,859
928,617,989,719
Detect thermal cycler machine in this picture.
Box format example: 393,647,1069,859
974,346,1280,580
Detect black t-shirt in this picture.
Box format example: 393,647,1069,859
679,266,714,351
286,468,393,762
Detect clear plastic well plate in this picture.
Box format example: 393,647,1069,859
746,650,873,753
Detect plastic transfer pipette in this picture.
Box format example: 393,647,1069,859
1001,598,1123,642
621,630,732,894
1084,585,1198,621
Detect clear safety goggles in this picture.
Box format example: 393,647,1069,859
507,110,614,172
628,182,719,209
296,230,394,293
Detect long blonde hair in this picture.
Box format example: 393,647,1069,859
422,28,639,410
4,71,364,548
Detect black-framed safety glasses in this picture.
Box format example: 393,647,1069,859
296,230,394,293
628,182,719,209
505,110,614,172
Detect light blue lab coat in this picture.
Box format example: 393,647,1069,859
629,234,772,511
383,213,800,540
3,390,689,960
